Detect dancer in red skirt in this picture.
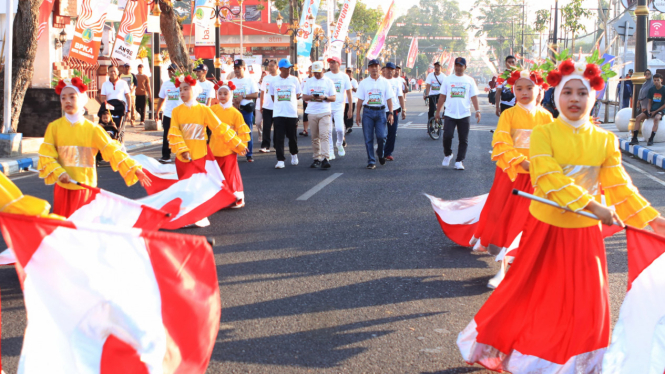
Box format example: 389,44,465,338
470,68,553,288
458,51,665,372
38,74,151,217
210,81,250,208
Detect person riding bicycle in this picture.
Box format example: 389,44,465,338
424,62,446,120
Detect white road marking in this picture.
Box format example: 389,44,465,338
406,121,413,125
418,112,425,116
9,172,39,181
297,173,343,201
622,161,665,187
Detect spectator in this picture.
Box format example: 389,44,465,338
154,64,183,163
119,63,138,126
100,66,131,130
417,78,423,92
134,64,152,127
231,59,259,162
617,76,633,109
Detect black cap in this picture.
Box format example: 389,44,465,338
368,59,381,66
234,59,246,67
138,64,144,68
385,62,397,69
433,61,441,66
454,57,467,66
193,64,208,72
167,63,178,71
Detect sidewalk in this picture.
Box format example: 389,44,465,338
0,125,163,176
599,122,665,169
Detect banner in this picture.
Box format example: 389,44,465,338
194,0,215,47
69,0,112,64
37,0,55,40
367,0,397,60
445,54,455,75
406,37,418,69
110,0,148,63
297,0,321,58
328,0,357,59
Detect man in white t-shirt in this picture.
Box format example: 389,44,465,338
100,66,131,110
424,62,446,120
383,62,407,161
154,64,183,163
303,61,337,169
231,59,259,162
410,78,417,91
300,66,313,136
434,57,480,171
344,67,359,134
269,59,302,169
356,59,395,169
194,64,215,106
324,56,353,159
395,66,408,94
259,60,279,153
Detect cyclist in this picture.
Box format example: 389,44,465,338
424,62,446,121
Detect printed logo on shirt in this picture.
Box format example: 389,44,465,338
167,90,180,101
655,93,663,103
310,88,325,97
277,87,292,101
431,83,441,91
196,92,207,104
451,85,467,98
233,87,246,99
335,81,342,93
367,90,383,105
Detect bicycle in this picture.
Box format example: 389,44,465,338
428,116,443,140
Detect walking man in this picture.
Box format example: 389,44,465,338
269,59,302,169
424,62,446,120
435,57,480,170
325,56,353,158
259,59,279,153
194,64,215,106
303,61,336,169
119,63,138,126
154,64,183,163
383,62,406,161
356,59,395,169
135,64,152,127
344,67,359,134
231,59,259,162
495,55,517,116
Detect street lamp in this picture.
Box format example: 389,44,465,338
212,0,242,80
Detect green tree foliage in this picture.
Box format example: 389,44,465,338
533,9,550,58
561,0,593,51
348,1,384,37
473,0,535,63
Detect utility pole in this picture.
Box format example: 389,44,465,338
521,0,525,57
631,0,649,129
290,0,296,75
552,0,559,57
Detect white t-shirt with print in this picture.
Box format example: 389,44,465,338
230,76,259,106
324,71,352,112
346,78,359,104
357,76,395,108
196,80,215,105
388,78,404,111
158,81,183,118
101,79,131,105
441,74,479,119
426,72,446,96
260,74,279,111
268,75,302,118
303,76,336,115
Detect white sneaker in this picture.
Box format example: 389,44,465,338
338,145,346,157
259,148,271,153
442,155,453,167
291,154,299,165
454,161,465,170
275,161,285,169
330,153,336,160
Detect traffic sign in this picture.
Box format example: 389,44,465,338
613,13,636,41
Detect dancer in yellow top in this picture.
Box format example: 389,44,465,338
210,80,250,208
38,75,151,217
0,173,59,218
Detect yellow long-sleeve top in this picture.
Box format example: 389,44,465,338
209,105,251,157
168,103,230,162
492,105,554,181
529,118,660,229
38,117,141,191
0,173,53,217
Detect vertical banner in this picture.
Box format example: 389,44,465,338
37,0,55,40
366,0,397,60
328,0,357,59
194,0,215,46
445,54,455,76
110,0,148,63
296,0,321,59
69,0,112,64
406,37,418,69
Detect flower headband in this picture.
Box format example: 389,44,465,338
214,80,236,91
53,70,91,95
542,49,616,91
171,73,197,88
497,67,549,90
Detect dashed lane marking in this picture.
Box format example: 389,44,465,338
296,173,344,201
418,112,425,116
622,161,665,187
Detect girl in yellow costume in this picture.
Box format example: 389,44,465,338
458,52,665,373
210,80,250,208
0,173,58,218
38,75,151,217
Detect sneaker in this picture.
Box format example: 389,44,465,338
379,157,386,165
259,148,270,153
346,128,352,134
247,156,254,163
367,163,376,169
329,153,336,160
231,199,245,209
338,145,346,157
454,161,465,170
299,131,309,136
158,157,173,163
275,161,285,169
291,154,299,165
310,160,321,168
442,154,453,167
386,155,394,161
321,159,331,169
629,138,639,145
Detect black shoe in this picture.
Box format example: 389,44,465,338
379,157,386,165
629,138,639,145
648,138,655,146
321,159,331,169
247,156,254,162
346,128,353,134
367,163,376,169
310,160,321,168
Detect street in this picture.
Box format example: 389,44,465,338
3,91,665,373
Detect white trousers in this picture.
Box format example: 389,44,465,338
329,108,345,155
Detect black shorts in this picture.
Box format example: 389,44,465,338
303,101,308,122
648,110,665,118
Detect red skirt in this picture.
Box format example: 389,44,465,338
215,155,243,195
52,184,99,218
458,215,609,372
175,156,207,179
472,167,513,250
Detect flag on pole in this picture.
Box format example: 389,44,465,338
297,0,322,59
425,193,488,248
110,0,149,64
328,0,357,59
37,0,55,40
406,37,418,69
0,213,221,373
366,0,397,60
602,226,665,373
69,0,112,64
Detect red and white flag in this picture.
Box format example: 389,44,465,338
37,0,55,40
0,212,221,373
132,152,237,230
603,227,665,373
406,37,418,69
425,193,487,248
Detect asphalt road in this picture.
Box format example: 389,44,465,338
3,91,665,373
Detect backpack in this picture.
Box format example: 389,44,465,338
488,90,496,105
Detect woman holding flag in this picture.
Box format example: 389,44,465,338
458,51,665,373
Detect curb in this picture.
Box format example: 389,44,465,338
619,138,665,169
0,139,162,176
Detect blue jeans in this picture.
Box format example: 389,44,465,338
385,110,400,157
362,108,387,165
240,109,254,158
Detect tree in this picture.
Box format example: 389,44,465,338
158,0,193,70
0,0,42,133
561,0,592,51
348,1,383,37
473,0,535,65
534,9,550,59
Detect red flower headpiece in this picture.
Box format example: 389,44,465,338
541,50,617,91
499,67,548,90
54,76,89,95
214,80,236,91
174,74,197,88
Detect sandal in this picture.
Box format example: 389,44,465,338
299,131,309,136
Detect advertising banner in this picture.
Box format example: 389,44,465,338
328,0,357,59
194,0,215,46
69,0,111,64
37,0,55,40
406,37,418,69
296,0,321,58
366,0,397,60
110,0,148,63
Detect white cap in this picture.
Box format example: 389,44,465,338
312,61,324,73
